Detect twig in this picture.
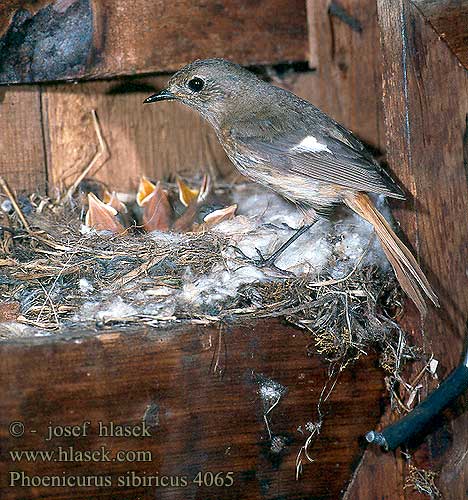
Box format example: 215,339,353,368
264,395,281,440
404,464,441,498
37,251,77,323
296,362,343,479
210,324,225,376
110,256,166,290
367,339,468,450
36,280,60,328
0,177,31,232
61,110,110,202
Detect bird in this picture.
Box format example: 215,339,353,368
85,193,126,234
136,177,172,232
144,58,439,316
173,175,237,232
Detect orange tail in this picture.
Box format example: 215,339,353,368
345,193,439,317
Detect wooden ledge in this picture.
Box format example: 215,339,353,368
0,319,385,499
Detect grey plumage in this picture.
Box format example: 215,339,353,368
167,59,404,206
144,58,439,315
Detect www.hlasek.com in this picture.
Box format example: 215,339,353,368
9,471,235,488
9,446,152,463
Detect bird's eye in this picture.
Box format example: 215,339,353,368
187,77,204,92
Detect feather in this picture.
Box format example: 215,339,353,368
345,192,439,316
229,121,404,201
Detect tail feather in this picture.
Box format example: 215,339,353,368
345,193,439,317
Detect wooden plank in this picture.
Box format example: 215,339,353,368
378,0,468,365
0,0,309,84
346,1,468,498
412,0,468,71
42,76,234,193
344,448,406,500
0,320,385,499
306,0,385,151
0,86,47,194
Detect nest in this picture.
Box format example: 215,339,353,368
0,180,421,379
1,175,438,486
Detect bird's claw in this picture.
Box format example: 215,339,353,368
231,245,294,276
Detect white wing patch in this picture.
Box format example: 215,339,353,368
292,136,331,154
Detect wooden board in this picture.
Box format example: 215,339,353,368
0,86,47,194
345,1,468,498
0,0,308,84
412,0,468,71
41,76,234,194
0,320,385,499
306,0,385,152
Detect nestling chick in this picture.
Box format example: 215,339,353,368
85,193,125,234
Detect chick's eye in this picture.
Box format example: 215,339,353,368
187,77,204,92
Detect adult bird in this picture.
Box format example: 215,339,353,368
144,58,438,316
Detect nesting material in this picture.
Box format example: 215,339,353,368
404,465,441,498
0,180,419,380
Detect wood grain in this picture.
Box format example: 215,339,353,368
346,1,468,498
0,86,47,194
379,0,468,366
0,320,385,499
0,0,308,84
412,0,468,71
41,76,235,194
306,0,385,151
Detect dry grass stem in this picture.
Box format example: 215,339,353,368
61,110,110,202
0,177,31,232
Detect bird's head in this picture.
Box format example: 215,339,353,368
144,58,263,126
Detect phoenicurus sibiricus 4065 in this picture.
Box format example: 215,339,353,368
144,58,439,316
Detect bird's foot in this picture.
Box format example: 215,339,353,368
231,246,294,276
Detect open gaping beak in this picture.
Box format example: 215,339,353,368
143,89,176,103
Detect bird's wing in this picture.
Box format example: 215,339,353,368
230,115,405,199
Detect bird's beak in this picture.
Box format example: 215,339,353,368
143,89,176,103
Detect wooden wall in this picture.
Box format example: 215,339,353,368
0,0,308,83
0,0,384,197
0,86,48,194
345,1,468,498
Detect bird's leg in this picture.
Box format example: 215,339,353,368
233,222,316,272
258,222,315,266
